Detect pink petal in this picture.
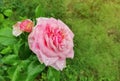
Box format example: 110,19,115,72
36,17,49,26
38,51,59,66
51,59,66,71
12,22,22,37
20,19,33,32
58,19,74,38
67,49,74,59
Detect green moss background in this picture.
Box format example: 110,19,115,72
0,0,120,81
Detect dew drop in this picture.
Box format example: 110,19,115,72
46,59,49,63
61,63,64,66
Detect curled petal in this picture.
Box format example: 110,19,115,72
12,22,22,37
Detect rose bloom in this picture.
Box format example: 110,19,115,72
12,19,33,36
28,17,74,70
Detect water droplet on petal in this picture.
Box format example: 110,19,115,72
61,63,64,66
46,59,49,63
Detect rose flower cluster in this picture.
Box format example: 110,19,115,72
13,17,74,71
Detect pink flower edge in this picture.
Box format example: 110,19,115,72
12,22,22,37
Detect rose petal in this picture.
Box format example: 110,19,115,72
12,22,22,37
51,59,66,71
66,49,74,59
58,19,74,38
36,17,49,26
38,51,59,66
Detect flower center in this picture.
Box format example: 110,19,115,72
46,26,64,46
26,22,33,30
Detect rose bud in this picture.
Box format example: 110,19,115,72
12,19,34,37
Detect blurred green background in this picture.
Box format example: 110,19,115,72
0,0,120,81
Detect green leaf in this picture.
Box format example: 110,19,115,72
11,65,22,81
0,0,3,7
0,68,4,75
47,67,60,81
0,27,17,46
13,39,22,55
0,14,4,23
26,60,45,81
18,42,31,60
7,66,17,79
0,46,12,54
0,76,5,81
2,55,18,65
3,9,13,17
35,4,45,18
10,60,30,81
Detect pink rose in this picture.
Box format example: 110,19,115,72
12,19,33,36
28,17,74,70
20,19,33,32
